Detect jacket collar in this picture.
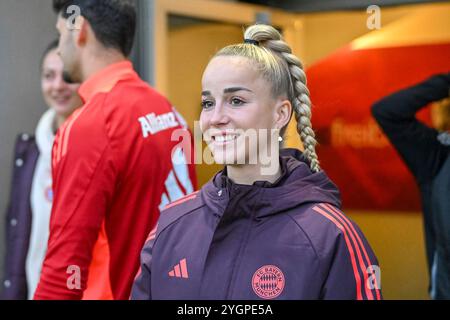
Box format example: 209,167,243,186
35,108,56,157
78,60,137,103
202,148,341,219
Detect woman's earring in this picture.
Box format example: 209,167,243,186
278,136,283,142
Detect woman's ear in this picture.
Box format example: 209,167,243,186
274,98,292,130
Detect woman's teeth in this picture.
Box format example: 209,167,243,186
215,135,236,142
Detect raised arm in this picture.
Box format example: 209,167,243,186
371,73,450,184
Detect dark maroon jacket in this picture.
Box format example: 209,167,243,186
131,149,382,300
1,133,39,299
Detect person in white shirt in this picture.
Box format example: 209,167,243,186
1,39,82,299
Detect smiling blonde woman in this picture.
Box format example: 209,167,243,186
132,24,382,300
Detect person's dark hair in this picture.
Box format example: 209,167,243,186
40,39,59,71
53,0,136,57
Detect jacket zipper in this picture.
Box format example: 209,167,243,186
224,196,256,299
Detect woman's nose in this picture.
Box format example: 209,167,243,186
209,103,229,126
53,74,67,91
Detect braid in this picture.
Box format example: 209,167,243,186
244,25,321,172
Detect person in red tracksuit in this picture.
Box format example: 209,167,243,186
34,0,196,299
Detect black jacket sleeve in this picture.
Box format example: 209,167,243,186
371,73,450,185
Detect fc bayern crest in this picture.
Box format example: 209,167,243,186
252,265,285,299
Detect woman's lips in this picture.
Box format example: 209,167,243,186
52,95,71,105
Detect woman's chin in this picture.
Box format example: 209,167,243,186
51,103,76,117
212,152,247,166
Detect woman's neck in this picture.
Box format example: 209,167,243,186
227,162,282,185
53,114,68,133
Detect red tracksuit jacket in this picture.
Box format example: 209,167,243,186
34,61,196,299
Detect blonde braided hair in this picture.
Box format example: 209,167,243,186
215,24,320,172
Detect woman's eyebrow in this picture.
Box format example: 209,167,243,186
202,87,253,96
223,87,252,94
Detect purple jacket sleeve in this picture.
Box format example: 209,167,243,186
130,232,155,300
320,224,382,300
